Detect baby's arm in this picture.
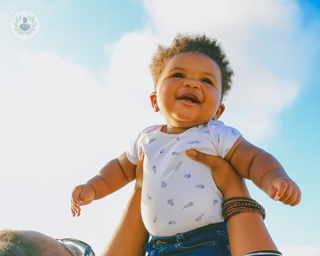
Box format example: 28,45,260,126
71,152,136,216
225,137,301,206
86,152,136,199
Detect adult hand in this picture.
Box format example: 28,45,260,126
186,149,280,256
186,149,250,199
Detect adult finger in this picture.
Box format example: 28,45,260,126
186,149,223,171
135,151,144,189
186,149,247,199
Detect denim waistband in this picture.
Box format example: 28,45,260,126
150,222,227,244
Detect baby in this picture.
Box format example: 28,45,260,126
71,34,300,255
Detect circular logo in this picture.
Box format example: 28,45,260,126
10,10,40,40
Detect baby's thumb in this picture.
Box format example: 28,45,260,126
266,186,277,200
71,187,82,205
268,180,287,201
79,191,90,204
275,180,288,201
78,187,96,206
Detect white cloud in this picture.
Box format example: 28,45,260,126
280,245,320,256
143,0,299,40
0,50,145,254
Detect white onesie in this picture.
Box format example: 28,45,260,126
126,120,241,236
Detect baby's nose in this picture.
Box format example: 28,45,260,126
183,79,200,89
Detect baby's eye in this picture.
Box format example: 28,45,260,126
202,78,213,85
172,73,184,78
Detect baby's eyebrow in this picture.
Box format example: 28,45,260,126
169,67,184,73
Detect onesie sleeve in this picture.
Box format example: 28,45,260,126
126,130,142,165
126,125,160,165
208,120,242,158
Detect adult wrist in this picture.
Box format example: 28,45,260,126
223,190,250,200
222,197,266,223
222,179,250,200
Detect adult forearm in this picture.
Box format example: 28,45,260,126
223,180,278,256
221,169,278,256
227,211,278,256
101,188,149,256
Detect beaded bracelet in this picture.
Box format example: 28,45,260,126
222,197,266,223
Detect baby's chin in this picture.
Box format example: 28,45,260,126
168,119,212,129
179,118,214,126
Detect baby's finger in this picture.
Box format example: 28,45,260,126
71,206,79,217
71,200,78,210
290,189,301,206
71,198,82,214
71,202,80,216
74,205,81,217
71,207,75,217
71,188,82,205
278,184,292,203
71,199,80,211
283,189,297,205
273,180,288,201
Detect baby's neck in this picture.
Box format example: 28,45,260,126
161,125,187,134
162,122,208,134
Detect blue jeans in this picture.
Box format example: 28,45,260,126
144,222,230,256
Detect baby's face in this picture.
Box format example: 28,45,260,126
151,52,225,134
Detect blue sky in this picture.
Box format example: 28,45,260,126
1,0,320,255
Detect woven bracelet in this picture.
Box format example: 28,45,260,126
222,197,266,223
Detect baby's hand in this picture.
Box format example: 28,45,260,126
71,184,95,217
266,177,301,206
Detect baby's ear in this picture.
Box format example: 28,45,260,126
213,103,225,120
150,92,160,112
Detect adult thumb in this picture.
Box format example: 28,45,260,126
186,149,222,171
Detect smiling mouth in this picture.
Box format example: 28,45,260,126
178,96,200,104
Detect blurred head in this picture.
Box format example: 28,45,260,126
0,229,74,256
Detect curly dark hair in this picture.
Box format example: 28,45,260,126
149,33,234,102
0,229,41,256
